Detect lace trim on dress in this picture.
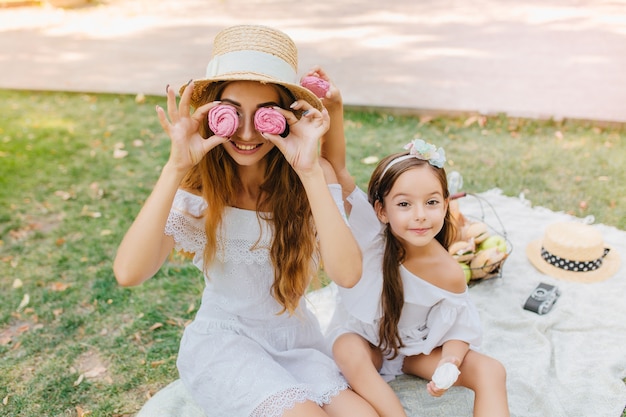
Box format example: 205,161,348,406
218,238,270,264
249,381,348,417
315,380,348,406
164,208,206,255
250,387,310,417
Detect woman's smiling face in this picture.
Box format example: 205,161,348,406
219,81,283,167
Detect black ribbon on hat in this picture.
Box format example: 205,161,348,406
540,247,610,272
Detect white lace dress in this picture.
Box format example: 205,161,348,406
164,187,349,417
327,187,483,380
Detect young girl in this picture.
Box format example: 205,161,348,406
322,115,510,415
113,25,377,417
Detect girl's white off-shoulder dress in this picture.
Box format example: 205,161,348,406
165,187,348,417
327,187,483,380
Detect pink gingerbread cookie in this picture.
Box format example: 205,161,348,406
208,104,238,137
300,76,330,99
254,108,288,137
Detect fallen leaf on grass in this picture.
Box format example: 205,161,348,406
418,115,434,125
12,279,22,289
0,321,33,346
150,360,165,368
80,206,102,218
84,366,107,379
361,156,379,165
17,294,29,312
77,350,111,384
9,227,31,241
2,395,8,405
89,182,104,200
463,115,487,128
54,190,74,200
76,405,92,417
113,149,129,159
149,322,163,331
74,374,85,386
50,282,70,291
113,142,128,159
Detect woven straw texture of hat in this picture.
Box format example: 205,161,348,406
213,25,298,71
181,25,322,111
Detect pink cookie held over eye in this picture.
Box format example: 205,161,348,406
208,104,238,137
254,108,288,137
300,76,330,98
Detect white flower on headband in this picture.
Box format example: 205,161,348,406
403,139,446,168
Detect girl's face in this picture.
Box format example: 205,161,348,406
219,81,282,167
376,164,448,250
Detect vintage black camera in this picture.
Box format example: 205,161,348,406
524,282,560,315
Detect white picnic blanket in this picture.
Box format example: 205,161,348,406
137,189,626,417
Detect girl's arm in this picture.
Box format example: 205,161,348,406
310,67,357,210
264,102,362,288
113,82,226,286
440,339,470,368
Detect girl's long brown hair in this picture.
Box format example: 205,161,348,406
367,152,457,358
180,82,317,315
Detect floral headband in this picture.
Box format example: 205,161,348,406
381,138,446,177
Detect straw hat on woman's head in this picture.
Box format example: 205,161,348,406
181,25,322,111
526,221,620,283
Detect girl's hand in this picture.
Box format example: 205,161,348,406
156,81,228,174
426,380,447,397
427,356,462,397
304,66,342,112
262,100,329,176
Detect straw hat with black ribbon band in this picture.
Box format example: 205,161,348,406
180,25,322,112
526,222,620,283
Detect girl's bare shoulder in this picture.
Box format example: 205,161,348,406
406,246,467,294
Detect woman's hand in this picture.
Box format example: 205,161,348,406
262,100,330,176
156,81,228,174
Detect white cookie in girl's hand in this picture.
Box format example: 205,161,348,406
432,363,461,390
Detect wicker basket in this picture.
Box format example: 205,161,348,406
450,193,513,284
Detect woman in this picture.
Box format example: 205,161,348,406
113,25,376,417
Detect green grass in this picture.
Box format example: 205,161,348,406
0,89,624,416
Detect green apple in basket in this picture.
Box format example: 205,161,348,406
477,235,507,253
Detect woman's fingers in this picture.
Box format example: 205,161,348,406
165,84,179,123
178,80,194,119
155,105,170,132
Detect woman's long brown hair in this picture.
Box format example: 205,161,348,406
180,82,317,315
367,152,457,358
